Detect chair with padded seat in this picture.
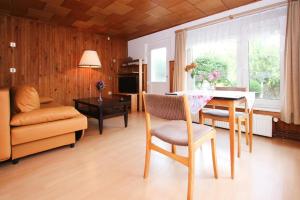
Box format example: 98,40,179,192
142,92,218,200
200,87,250,157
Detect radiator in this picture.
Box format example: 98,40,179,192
192,113,273,137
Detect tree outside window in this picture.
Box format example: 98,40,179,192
249,35,281,99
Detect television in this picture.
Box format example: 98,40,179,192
118,76,138,93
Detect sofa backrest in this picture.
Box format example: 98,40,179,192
0,88,11,161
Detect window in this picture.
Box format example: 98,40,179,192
189,39,237,88
249,34,281,100
150,47,167,82
186,7,287,109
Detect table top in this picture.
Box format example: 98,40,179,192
176,90,255,100
174,90,256,114
74,96,130,108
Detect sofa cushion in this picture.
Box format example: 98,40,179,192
11,114,87,145
39,96,54,104
15,85,40,112
11,106,80,126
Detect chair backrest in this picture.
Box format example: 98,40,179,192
216,86,248,111
143,93,186,120
215,87,247,92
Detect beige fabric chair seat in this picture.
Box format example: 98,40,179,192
151,120,213,146
202,109,247,118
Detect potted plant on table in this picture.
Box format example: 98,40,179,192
96,80,105,101
190,56,231,89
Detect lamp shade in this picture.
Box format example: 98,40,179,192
78,50,101,68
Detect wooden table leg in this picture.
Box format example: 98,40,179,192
249,109,254,153
228,102,236,179
74,101,79,109
98,107,103,134
124,105,128,127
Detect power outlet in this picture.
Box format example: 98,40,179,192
10,42,16,48
10,67,16,73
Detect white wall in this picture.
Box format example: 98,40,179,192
128,0,285,62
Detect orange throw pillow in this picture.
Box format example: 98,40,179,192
14,85,40,113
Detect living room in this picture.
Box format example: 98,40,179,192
0,0,299,200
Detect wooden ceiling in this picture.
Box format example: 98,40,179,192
0,0,258,40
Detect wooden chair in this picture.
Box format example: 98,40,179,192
200,87,250,157
143,92,218,200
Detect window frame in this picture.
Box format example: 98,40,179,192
187,31,284,111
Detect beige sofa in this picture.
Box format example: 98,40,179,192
0,86,87,164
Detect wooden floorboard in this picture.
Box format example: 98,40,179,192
0,113,300,200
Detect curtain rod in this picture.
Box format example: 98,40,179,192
176,1,288,33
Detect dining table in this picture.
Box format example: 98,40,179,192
176,90,256,179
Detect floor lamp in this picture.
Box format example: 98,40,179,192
78,50,101,98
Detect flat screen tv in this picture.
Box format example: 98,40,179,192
118,76,138,93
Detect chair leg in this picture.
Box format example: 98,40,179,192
245,118,249,146
237,118,242,158
211,137,218,179
212,119,215,128
187,152,195,200
171,144,176,154
143,139,151,179
249,118,253,153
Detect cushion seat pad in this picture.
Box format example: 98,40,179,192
151,120,214,146
202,109,247,118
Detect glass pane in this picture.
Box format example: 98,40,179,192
190,39,237,89
249,34,280,100
151,48,167,82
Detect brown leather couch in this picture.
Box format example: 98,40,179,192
0,86,88,164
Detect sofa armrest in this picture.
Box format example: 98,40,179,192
11,106,81,126
40,96,54,104
0,88,11,161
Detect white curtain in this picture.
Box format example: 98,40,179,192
186,7,287,91
281,0,300,125
187,8,287,46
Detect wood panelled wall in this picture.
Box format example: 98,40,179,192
0,14,127,105
273,120,300,141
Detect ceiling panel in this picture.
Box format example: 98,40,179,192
0,0,258,39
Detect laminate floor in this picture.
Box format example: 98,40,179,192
0,112,299,200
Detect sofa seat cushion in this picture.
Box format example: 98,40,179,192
11,114,87,145
151,120,214,146
14,85,40,113
11,106,80,126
